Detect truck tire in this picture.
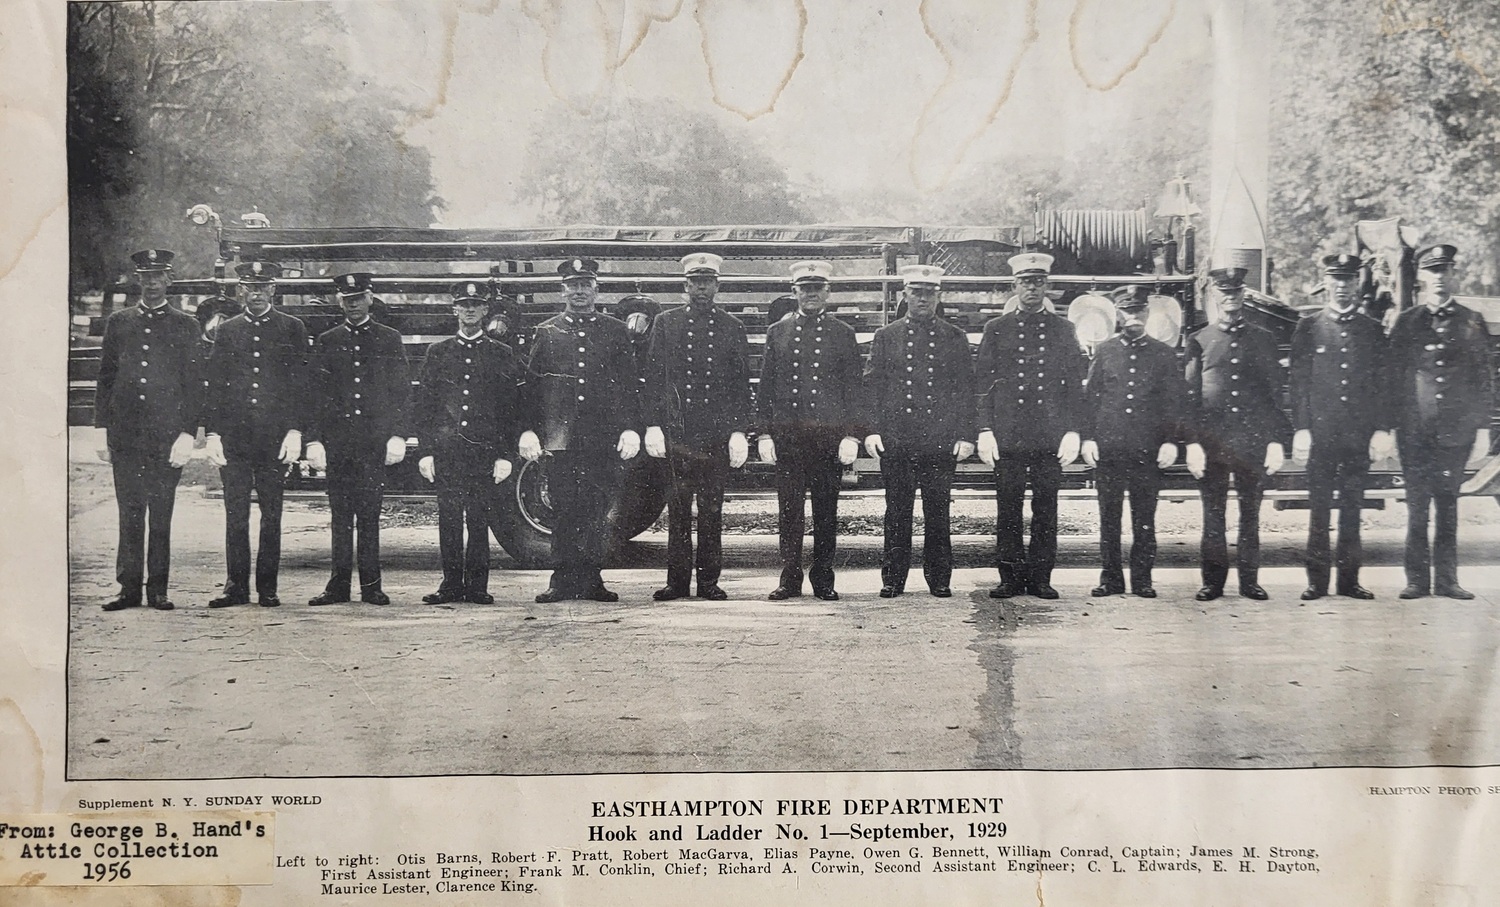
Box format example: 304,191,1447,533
491,458,554,568
610,455,671,542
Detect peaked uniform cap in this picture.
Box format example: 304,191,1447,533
899,264,945,287
790,260,834,284
1320,253,1362,276
1414,243,1458,271
1208,266,1247,289
450,281,490,304
131,249,175,271
333,272,375,296
558,258,600,280
236,260,281,283
681,252,723,276
1110,284,1150,306
1007,252,1054,276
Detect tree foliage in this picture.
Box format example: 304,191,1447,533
68,2,442,291
518,98,809,225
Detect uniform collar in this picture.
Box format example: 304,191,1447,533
1217,315,1245,332
562,312,598,325
346,316,372,332
1328,306,1358,324
795,311,825,326
457,330,485,344
1426,297,1457,318
244,307,273,324
139,302,170,317
1119,333,1149,348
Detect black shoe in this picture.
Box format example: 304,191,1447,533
767,586,801,601
1090,585,1125,597
466,592,495,605
422,589,465,605
930,587,952,598
308,590,350,606
653,586,689,602
1436,585,1476,600
1030,582,1060,600
209,587,250,608
362,590,391,605
879,586,903,598
812,588,840,601
147,593,175,611
1195,586,1222,602
698,584,729,601
258,595,282,608
1239,584,1270,601
1300,586,1326,601
989,582,1024,599
1398,585,1429,600
534,587,567,604
1337,585,1375,600
101,595,141,612
1133,587,1157,599
583,585,619,603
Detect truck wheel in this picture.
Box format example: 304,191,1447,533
610,456,671,542
492,458,554,568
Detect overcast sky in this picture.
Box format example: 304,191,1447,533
330,0,1213,226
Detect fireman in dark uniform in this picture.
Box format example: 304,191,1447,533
202,260,310,608
1288,254,1394,601
95,249,201,611
757,261,864,601
1080,284,1189,598
1390,243,1494,600
304,273,411,606
516,259,642,603
643,253,752,601
415,282,521,605
974,252,1086,599
864,265,975,598
1183,266,1289,601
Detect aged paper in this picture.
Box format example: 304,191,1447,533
6,0,1500,903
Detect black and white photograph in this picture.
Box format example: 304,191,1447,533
56,0,1500,789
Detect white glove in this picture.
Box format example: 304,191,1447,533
1057,431,1081,467
1292,428,1312,463
518,430,542,462
865,434,884,458
385,436,407,466
977,430,998,467
728,432,749,469
1186,442,1207,479
1468,428,1492,467
168,432,196,468
278,429,302,465
838,437,859,465
1369,430,1396,463
758,436,777,465
205,433,228,467
953,440,976,461
493,459,513,483
419,455,436,483
1156,443,1178,470
617,429,641,460
644,425,667,458
1081,440,1100,467
1264,442,1285,475
305,441,327,472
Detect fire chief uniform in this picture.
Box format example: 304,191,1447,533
309,313,410,600
974,305,1086,594
94,265,201,609
645,300,752,598
865,308,975,595
415,330,520,603
1083,330,1189,596
1184,316,1289,597
757,307,864,597
523,310,641,596
202,280,311,605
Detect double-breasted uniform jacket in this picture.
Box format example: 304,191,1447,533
414,333,521,461
1083,333,1190,450
1287,309,1390,449
94,303,202,449
756,312,865,439
645,304,752,447
975,309,1086,451
1184,319,1290,458
307,319,410,450
523,311,640,451
1389,301,1494,446
202,307,311,449
865,315,975,450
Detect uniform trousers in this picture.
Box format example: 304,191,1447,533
221,437,287,597
665,439,728,592
1305,443,1369,592
109,439,183,600
324,442,387,594
775,427,844,593
1398,433,1471,591
993,449,1062,589
434,445,495,597
1096,448,1162,592
547,447,618,595
880,443,954,591
1199,445,1265,590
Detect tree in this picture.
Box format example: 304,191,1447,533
68,2,442,292
518,98,809,225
